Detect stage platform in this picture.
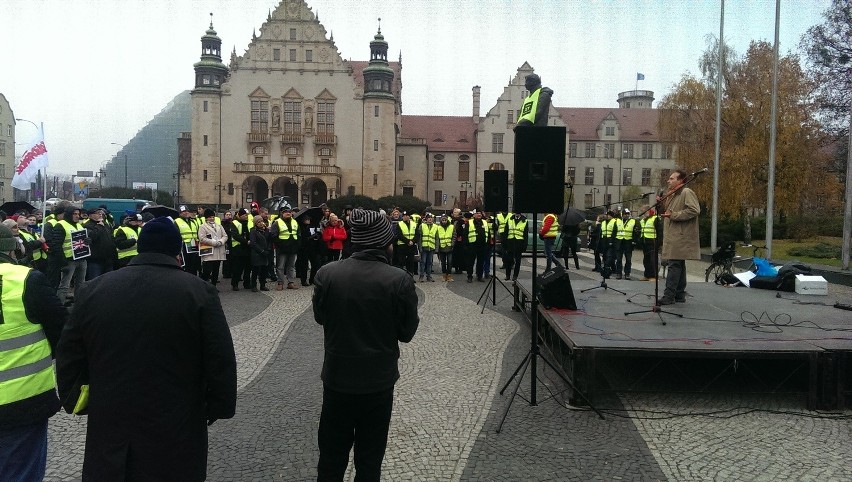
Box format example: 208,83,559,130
512,272,852,410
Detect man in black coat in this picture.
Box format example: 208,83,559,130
56,217,237,482
83,208,116,279
313,209,419,481
227,208,252,291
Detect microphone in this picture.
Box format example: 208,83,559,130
691,167,709,177
643,192,656,197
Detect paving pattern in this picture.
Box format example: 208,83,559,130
42,251,851,481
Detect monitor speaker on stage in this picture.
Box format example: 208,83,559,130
483,169,509,213
537,266,577,310
514,126,566,214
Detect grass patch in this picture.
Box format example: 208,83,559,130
739,237,845,268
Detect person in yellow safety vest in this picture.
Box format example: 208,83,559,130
599,210,620,279
114,213,143,270
494,211,511,270
463,210,491,282
615,208,636,280
393,212,418,278
417,214,438,282
175,205,202,277
516,73,553,127
502,212,528,281
270,204,300,290
640,206,659,281
539,212,562,272
226,208,253,290
16,216,47,271
0,223,68,481
435,215,455,281
48,205,88,306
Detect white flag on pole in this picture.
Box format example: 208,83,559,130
12,125,49,190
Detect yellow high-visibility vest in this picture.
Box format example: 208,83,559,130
114,226,139,259
274,218,299,240
436,224,454,249
397,220,416,245
19,230,45,261
0,264,55,407
419,223,437,250
58,220,85,259
467,219,491,243
542,214,559,238
175,217,197,244
517,88,541,124
642,216,658,239
617,218,636,240
507,218,527,240
496,212,511,234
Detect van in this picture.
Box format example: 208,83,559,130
82,198,153,217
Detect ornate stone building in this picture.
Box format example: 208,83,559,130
184,0,676,212
0,94,14,203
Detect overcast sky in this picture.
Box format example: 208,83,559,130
2,0,830,176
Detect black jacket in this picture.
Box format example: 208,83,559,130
249,227,271,267
313,248,419,394
0,257,67,430
55,252,237,481
84,219,117,263
227,219,251,256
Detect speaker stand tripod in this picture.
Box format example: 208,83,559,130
496,213,604,433
477,223,513,313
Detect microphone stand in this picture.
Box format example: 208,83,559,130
623,172,706,324
477,218,513,313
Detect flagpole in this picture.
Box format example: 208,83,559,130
41,123,48,221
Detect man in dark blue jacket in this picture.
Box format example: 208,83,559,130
312,208,420,481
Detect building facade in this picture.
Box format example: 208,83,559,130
186,0,676,212
0,94,14,203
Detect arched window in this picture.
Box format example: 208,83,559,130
318,147,332,156
252,145,267,155
434,154,445,160
489,162,505,170
459,154,470,161
285,147,298,155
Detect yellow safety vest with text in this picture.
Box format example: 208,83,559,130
114,226,139,259
507,218,527,240
419,223,437,250
617,218,636,240
517,88,541,125
642,216,657,239
0,264,55,408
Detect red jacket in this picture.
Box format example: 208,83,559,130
322,224,348,250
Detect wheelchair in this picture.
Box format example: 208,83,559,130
704,241,737,283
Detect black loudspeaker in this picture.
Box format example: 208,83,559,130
483,169,509,212
537,266,577,310
514,126,566,214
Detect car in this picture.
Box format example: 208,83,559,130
44,198,65,211
523,217,563,256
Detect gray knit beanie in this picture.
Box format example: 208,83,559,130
349,209,395,249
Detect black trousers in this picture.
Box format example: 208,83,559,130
201,260,221,284
643,239,659,278
562,235,580,269
230,255,251,288
317,386,394,482
296,250,320,284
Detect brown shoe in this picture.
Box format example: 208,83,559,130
447,275,454,282
287,282,299,290
276,282,284,291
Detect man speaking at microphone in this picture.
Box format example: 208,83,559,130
659,169,701,305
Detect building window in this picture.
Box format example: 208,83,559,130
252,145,267,155
661,144,673,159
642,143,653,159
318,147,332,156
289,28,297,40
507,110,514,122
604,143,614,158
660,169,671,187
584,193,592,206
640,168,652,186
289,49,296,61
568,142,577,158
373,174,378,186
398,156,404,171
584,143,595,157
283,101,302,134
251,99,269,132
489,162,505,170
604,166,613,186
255,157,263,163
306,50,313,62
203,100,208,112
605,194,612,206
348,185,356,196
459,191,467,206
435,190,443,206
491,133,503,153
567,167,576,184
0,142,4,157
458,161,470,181
317,101,335,135
288,157,296,165
402,186,413,196
434,154,445,160
584,167,594,185
433,161,444,181
459,154,470,160
203,169,208,181
203,135,208,146
622,168,632,186
273,49,280,61
285,147,298,155
321,158,330,167
605,126,615,136
374,105,379,117
6,126,10,137
623,143,634,159
373,140,379,151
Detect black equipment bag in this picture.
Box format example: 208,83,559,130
537,266,577,310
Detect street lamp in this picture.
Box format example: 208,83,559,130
111,142,128,189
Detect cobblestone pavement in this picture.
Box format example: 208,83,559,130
44,252,851,481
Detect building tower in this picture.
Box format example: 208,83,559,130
189,14,230,208
361,21,398,198
616,90,655,109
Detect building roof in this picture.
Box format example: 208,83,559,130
556,107,662,142
349,60,403,100
399,115,477,152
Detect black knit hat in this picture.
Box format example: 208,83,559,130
349,209,395,249
203,208,216,218
137,217,182,257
